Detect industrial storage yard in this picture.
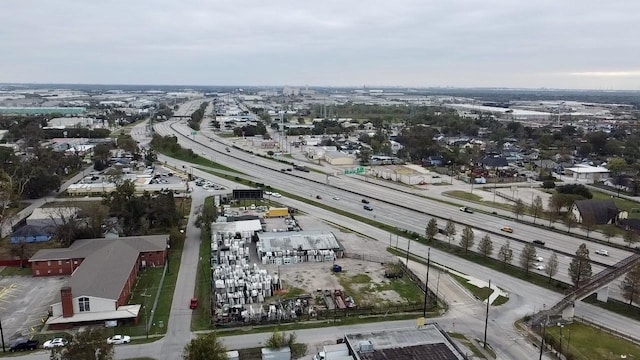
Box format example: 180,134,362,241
209,206,424,326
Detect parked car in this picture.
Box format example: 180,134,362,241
106,335,130,345
532,240,545,246
364,205,373,211
459,207,473,214
501,226,514,233
43,338,68,349
361,199,370,204
10,337,39,352
595,249,609,256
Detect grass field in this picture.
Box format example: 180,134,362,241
544,322,640,360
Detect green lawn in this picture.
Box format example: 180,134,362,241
335,270,424,306
153,147,242,174
544,322,640,360
450,273,493,301
592,190,640,213
0,266,32,276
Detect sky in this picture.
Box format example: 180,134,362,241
1,0,639,90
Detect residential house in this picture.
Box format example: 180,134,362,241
570,199,619,224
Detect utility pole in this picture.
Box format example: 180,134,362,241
405,238,411,267
538,322,546,360
483,279,491,349
423,248,431,317
0,318,5,352
559,324,564,358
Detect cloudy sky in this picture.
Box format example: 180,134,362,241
1,0,639,89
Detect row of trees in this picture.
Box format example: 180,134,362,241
188,101,209,130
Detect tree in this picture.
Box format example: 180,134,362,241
477,234,493,257
425,218,438,242
50,328,113,360
603,226,616,243
568,243,592,288
563,211,578,233
182,332,228,360
545,253,559,284
621,263,640,305
624,229,639,248
581,212,596,238
519,244,537,275
513,198,525,219
607,157,628,196
265,330,297,349
444,219,456,248
498,241,514,268
459,226,475,254
531,195,544,224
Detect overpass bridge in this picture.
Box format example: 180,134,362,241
530,252,640,326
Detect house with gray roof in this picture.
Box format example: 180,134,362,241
29,235,168,329
570,199,620,224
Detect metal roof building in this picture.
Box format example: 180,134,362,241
345,324,469,360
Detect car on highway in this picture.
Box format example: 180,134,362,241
364,205,373,211
106,335,130,345
316,195,322,199
264,191,272,195
595,249,609,256
271,193,282,198
190,297,198,309
332,196,340,200
500,226,513,233
532,240,545,246
43,338,68,349
535,256,544,262
459,207,473,214
362,199,370,204
535,264,546,270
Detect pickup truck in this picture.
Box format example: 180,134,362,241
10,337,39,352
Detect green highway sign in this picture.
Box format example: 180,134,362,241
344,167,365,175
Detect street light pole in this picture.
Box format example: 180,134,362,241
405,238,411,267
483,279,490,349
423,248,430,317
559,324,564,358
538,322,546,360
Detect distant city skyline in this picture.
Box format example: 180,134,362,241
2,0,639,90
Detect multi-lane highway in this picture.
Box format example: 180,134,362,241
154,119,632,288
124,101,640,358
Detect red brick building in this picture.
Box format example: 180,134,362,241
29,235,168,329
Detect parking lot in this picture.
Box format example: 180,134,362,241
0,274,67,340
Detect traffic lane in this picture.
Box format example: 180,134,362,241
160,121,626,277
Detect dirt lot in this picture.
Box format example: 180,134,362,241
0,275,67,340
264,228,420,308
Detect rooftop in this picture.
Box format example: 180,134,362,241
346,325,467,360
257,230,341,253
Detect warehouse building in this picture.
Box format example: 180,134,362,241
257,230,343,265
345,324,469,360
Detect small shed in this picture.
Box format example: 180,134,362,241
262,346,291,360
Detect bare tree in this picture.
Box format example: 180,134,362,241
498,241,514,268
531,195,544,224
621,263,640,305
519,244,537,275
568,243,592,288
513,198,526,219
459,226,475,254
563,211,578,233
477,234,493,257
544,253,559,284
445,219,456,248
624,229,639,248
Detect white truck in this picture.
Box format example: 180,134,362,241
313,343,350,360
